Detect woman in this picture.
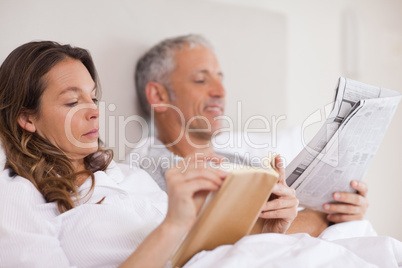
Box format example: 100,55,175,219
0,41,298,267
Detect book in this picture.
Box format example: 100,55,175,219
285,77,401,211
171,160,279,267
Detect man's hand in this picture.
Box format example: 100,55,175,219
259,155,299,234
323,180,369,223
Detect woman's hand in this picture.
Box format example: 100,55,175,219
323,180,369,223
163,156,227,231
259,155,299,234
120,156,226,268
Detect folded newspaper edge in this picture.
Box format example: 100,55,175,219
285,77,401,211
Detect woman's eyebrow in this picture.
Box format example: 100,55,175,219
58,85,96,98
58,87,80,97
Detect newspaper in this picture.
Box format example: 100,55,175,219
285,77,401,211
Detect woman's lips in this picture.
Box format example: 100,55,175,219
82,129,99,138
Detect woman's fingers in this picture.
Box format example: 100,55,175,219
165,156,228,228
260,206,298,220
270,181,296,198
273,155,287,184
261,195,298,212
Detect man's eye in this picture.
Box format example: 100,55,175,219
195,80,205,84
92,98,99,104
65,102,78,107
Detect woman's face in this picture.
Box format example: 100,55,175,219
29,58,99,163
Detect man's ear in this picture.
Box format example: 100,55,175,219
18,111,37,133
145,81,171,113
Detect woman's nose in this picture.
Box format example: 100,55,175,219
86,102,99,120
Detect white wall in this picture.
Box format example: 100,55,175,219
211,0,402,240
0,0,401,240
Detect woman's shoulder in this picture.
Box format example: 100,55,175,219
0,169,45,204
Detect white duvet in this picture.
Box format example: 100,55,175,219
184,220,402,268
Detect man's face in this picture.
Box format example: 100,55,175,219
168,45,226,139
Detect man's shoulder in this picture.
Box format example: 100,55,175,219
122,137,172,164
121,137,176,192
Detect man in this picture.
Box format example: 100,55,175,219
129,34,369,236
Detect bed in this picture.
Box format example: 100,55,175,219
183,220,402,267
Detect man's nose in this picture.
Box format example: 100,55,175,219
209,79,226,97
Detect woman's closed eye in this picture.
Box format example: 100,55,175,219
65,101,78,107
65,97,98,107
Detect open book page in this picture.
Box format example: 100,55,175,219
171,161,278,268
285,77,401,211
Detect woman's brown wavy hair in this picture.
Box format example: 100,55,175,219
0,41,113,213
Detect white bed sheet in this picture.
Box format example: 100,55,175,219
184,220,402,268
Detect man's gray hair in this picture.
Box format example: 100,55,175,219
135,34,213,117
